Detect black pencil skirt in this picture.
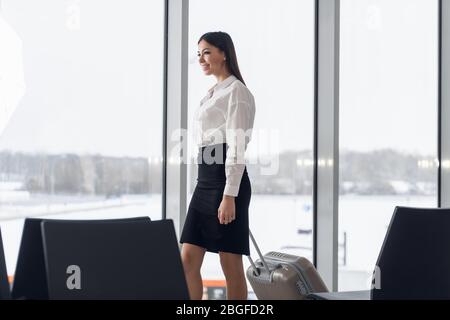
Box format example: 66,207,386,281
180,143,251,255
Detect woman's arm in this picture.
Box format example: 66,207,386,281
223,98,255,197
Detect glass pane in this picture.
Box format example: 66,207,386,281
339,0,438,290
188,0,315,299
0,0,165,276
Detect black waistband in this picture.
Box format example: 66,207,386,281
197,143,248,182
197,143,227,165
199,143,227,151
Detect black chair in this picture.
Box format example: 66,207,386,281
372,206,450,299
0,228,11,300
309,206,450,300
41,218,189,299
11,216,151,300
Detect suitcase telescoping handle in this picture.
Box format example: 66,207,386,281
247,229,271,276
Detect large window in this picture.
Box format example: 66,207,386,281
188,0,315,299
339,0,438,290
0,0,165,276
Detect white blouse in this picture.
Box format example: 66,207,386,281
194,74,256,197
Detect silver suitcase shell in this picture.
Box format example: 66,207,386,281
246,231,328,300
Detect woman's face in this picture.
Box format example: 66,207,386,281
197,40,227,76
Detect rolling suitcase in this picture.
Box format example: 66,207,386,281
246,230,329,300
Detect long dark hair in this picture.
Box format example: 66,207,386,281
198,31,246,86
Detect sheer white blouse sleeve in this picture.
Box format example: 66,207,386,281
223,86,255,197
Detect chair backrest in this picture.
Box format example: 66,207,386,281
11,216,150,300
371,206,450,299
0,228,11,300
41,219,189,299
11,218,47,300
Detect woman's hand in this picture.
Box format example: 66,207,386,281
218,195,236,225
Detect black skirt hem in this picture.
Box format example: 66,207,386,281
179,239,250,256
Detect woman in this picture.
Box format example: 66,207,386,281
180,31,256,300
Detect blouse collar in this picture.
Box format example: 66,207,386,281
208,74,237,94
200,75,237,106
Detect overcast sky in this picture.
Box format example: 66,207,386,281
0,0,438,159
